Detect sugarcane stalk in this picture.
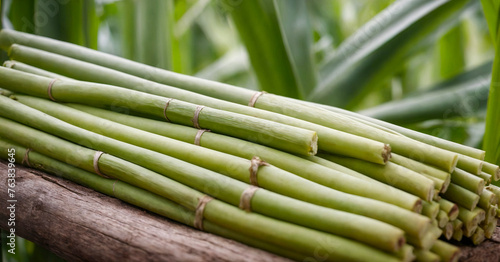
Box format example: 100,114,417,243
406,226,442,250
481,218,497,239
69,103,425,213
455,155,483,175
431,240,461,262
479,172,492,184
0,67,320,157
452,220,463,231
314,102,485,160
422,201,440,220
451,168,485,195
437,210,450,228
3,44,393,165
319,153,435,201
452,228,463,241
438,199,459,221
0,139,306,261
483,205,498,225
0,112,407,253
458,207,485,237
478,189,498,210
482,162,500,181
395,245,415,262
414,250,440,262
442,183,479,210
0,32,466,171
441,222,453,240
391,153,450,192
486,184,500,201
13,94,431,243
471,227,485,245
3,60,70,80
0,143,402,262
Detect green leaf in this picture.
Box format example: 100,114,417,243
226,0,316,98
480,0,500,45
7,0,35,33
119,0,173,70
359,61,492,125
310,0,476,109
437,24,466,80
483,28,500,164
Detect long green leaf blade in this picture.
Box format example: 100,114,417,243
360,62,492,125
310,0,474,109
480,0,500,45
482,0,500,165
227,0,315,98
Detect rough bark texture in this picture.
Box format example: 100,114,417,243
0,161,291,262
1,161,499,262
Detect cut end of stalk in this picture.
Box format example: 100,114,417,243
3,60,15,68
449,153,459,173
396,236,405,252
382,143,391,163
448,204,459,221
309,133,318,156
441,175,451,193
413,199,423,213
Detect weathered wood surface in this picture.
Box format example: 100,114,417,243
0,161,291,262
1,160,499,262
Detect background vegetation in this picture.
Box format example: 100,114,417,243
0,0,498,261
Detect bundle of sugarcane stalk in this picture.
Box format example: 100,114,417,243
0,29,498,262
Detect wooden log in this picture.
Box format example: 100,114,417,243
0,161,291,262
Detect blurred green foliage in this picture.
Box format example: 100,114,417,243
0,0,498,259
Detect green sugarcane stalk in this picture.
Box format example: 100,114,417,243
458,207,485,237
452,228,463,241
414,250,440,262
301,103,484,175
319,153,435,201
0,110,407,253
0,139,306,261
13,94,431,243
451,168,485,195
438,199,459,221
483,205,497,225
442,222,453,240
0,67,319,157
0,140,402,262
471,227,485,245
3,44,392,165
391,153,450,193
0,30,465,171
486,184,500,202
442,183,479,211
455,155,483,175
436,210,449,228
481,218,497,239
452,220,463,232
396,245,415,262
478,190,497,210
431,240,461,262
406,226,442,250
69,104,425,213
422,201,440,220
479,172,492,184
482,162,500,181
310,101,485,160
3,60,70,80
